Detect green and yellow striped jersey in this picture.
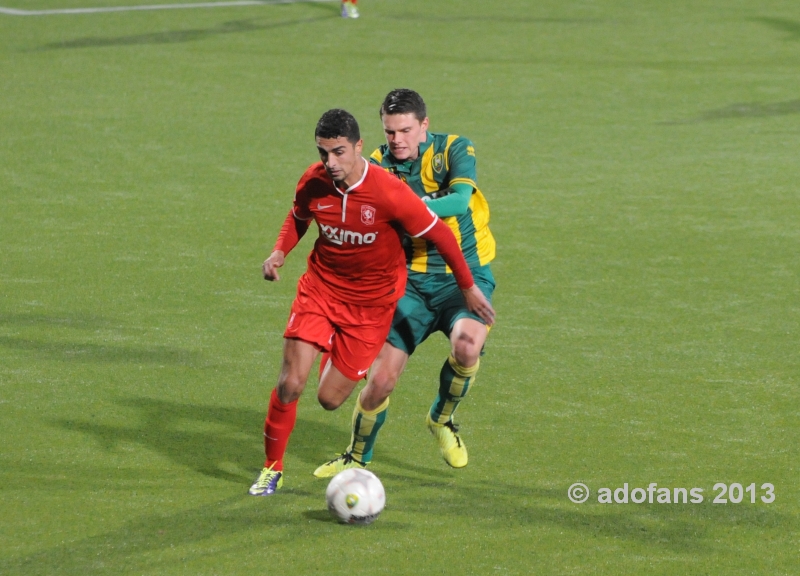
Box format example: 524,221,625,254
369,132,495,274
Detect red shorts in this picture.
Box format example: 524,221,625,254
284,273,396,381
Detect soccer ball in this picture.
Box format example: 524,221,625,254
325,468,386,525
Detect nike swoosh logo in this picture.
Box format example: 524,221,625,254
317,203,334,210
357,368,368,376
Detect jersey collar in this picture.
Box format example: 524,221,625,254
417,131,433,158
333,157,369,195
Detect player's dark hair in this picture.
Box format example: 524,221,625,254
380,88,427,121
315,109,361,144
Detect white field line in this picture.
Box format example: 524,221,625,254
0,0,333,16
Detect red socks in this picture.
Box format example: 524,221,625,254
263,388,298,471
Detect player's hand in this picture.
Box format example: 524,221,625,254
262,250,285,282
462,285,495,326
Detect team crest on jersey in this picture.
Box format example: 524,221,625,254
361,205,376,225
432,153,444,173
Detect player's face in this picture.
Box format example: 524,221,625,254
381,113,429,161
316,136,364,186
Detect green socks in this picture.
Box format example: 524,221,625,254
429,354,480,424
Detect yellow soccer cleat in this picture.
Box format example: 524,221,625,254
313,452,367,479
248,465,283,496
426,413,468,468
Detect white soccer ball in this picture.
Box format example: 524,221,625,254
326,468,386,525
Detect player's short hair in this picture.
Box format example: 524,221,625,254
315,109,361,144
380,88,427,121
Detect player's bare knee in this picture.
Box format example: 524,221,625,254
452,338,480,368
375,380,396,401
372,368,398,393
317,391,344,411
362,380,393,410
276,381,304,404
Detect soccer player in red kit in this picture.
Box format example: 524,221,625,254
249,109,495,496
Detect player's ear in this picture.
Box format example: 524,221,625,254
420,117,430,133
354,138,363,156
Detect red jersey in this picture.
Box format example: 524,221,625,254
286,160,438,306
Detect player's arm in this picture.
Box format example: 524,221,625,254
423,137,478,218
417,219,495,325
394,182,495,325
263,210,311,281
421,183,472,218
263,177,313,282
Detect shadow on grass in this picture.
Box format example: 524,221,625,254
0,335,203,365
375,454,455,479
56,398,264,483
51,397,368,483
753,16,800,40
302,508,338,523
661,99,800,125
301,508,413,529
35,16,333,50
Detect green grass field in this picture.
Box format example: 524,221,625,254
1,0,798,573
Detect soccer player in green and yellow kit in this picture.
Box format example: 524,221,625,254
314,89,496,476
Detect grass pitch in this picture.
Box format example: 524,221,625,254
1,0,798,574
